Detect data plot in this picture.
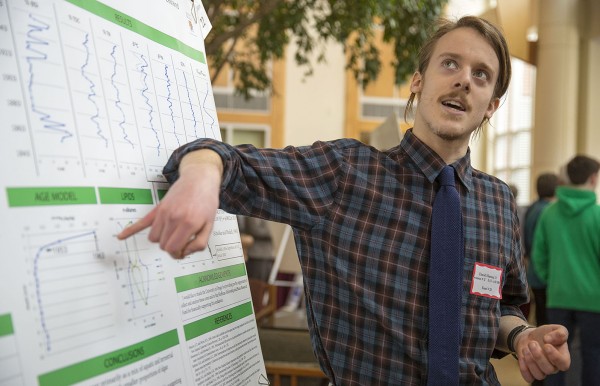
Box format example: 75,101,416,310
152,52,187,152
11,8,82,176
127,45,169,181
114,220,166,328
23,227,115,356
193,64,219,140
63,25,117,169
176,66,203,141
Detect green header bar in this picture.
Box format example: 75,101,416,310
38,330,179,386
184,302,253,341
98,187,153,204
0,314,14,337
66,0,205,63
6,187,97,207
175,263,247,293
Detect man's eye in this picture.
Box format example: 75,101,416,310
442,59,457,69
473,70,489,80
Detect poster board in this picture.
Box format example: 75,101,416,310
0,0,267,384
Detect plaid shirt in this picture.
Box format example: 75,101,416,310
165,129,528,385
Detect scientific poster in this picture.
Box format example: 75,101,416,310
0,0,268,385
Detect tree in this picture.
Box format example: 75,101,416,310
203,0,448,98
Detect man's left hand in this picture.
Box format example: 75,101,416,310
515,324,570,382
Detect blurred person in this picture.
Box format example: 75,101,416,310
237,215,275,282
532,155,600,386
508,183,528,230
523,172,560,386
509,182,530,319
119,16,570,385
524,173,560,325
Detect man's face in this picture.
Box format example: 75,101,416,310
410,27,500,143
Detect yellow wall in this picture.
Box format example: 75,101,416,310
344,28,412,140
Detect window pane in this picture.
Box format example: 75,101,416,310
494,136,508,169
511,169,530,206
511,132,531,167
509,59,534,131
510,96,533,131
492,99,509,134
232,130,265,147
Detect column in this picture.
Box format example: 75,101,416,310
531,0,580,183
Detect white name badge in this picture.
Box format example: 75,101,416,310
470,262,503,299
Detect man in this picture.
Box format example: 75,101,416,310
532,155,600,386
119,16,570,385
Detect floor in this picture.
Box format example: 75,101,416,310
491,356,529,386
266,310,534,386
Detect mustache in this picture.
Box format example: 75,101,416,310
439,92,470,110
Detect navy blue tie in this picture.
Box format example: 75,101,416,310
427,165,463,386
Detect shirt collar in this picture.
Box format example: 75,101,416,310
400,129,474,192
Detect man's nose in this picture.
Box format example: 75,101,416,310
453,70,470,92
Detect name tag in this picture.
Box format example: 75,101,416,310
470,262,503,299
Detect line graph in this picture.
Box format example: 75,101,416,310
14,8,83,177
180,69,200,139
197,74,218,139
109,44,133,149
153,55,186,151
80,32,107,147
114,220,166,328
23,226,115,356
4,1,218,182
26,13,71,143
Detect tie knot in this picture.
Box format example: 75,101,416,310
437,165,455,186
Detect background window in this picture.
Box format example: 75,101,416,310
488,58,536,205
220,124,270,147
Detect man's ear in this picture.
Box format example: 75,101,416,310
589,171,599,188
484,97,501,119
410,71,423,93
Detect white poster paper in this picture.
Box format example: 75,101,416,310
0,1,267,385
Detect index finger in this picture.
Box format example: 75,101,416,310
117,208,156,240
543,326,569,345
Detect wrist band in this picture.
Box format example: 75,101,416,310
507,325,535,353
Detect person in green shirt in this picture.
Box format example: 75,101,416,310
532,155,600,386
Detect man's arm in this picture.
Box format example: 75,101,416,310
498,315,570,383
117,149,223,259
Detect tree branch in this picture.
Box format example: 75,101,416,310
210,35,240,84
205,0,282,54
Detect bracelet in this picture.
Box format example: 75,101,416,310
507,325,535,353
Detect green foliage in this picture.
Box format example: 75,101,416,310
203,0,448,97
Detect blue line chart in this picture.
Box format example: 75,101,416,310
114,220,165,323
164,64,179,147
122,232,151,309
181,70,199,139
201,80,216,138
110,44,133,148
32,230,98,352
81,33,107,148
138,54,161,156
25,13,72,142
